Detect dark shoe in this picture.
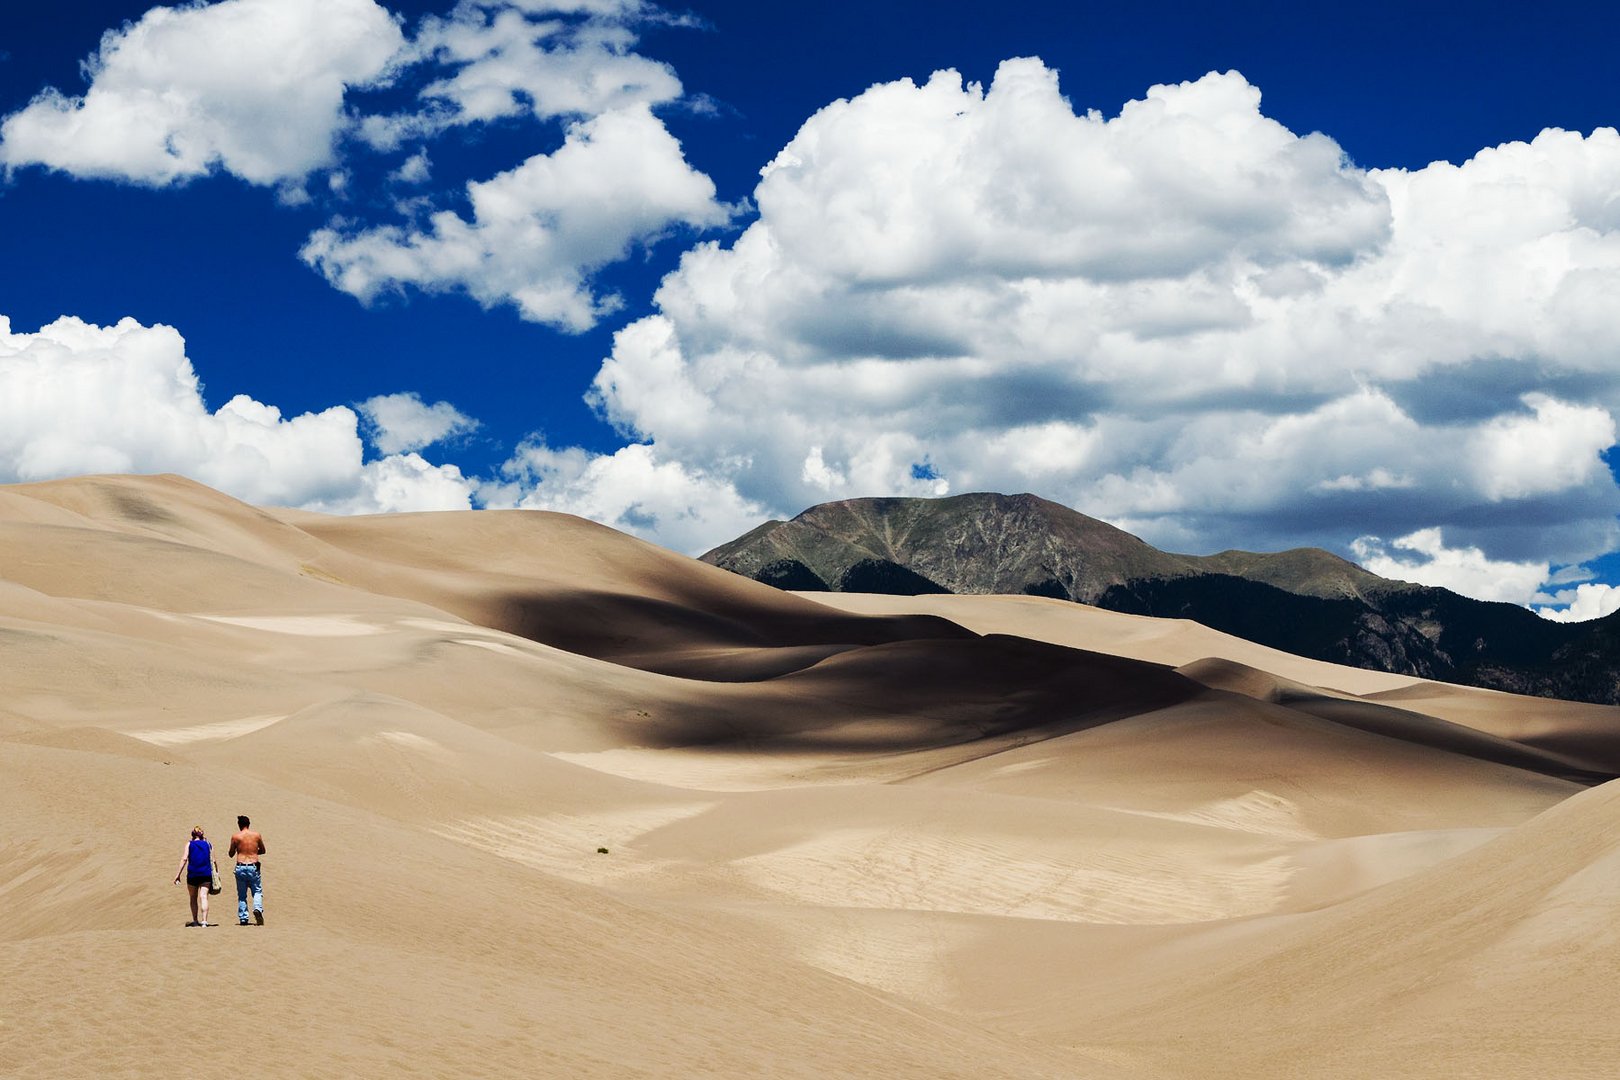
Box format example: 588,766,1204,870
253,909,264,925
185,921,200,927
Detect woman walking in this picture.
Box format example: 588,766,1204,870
173,825,216,926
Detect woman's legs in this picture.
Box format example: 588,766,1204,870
198,880,210,925
186,883,201,925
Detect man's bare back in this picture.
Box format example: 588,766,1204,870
229,828,265,865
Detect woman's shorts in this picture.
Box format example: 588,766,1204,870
186,874,213,888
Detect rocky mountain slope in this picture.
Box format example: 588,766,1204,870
702,493,1620,705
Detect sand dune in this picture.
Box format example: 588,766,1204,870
126,713,286,745
1365,679,1620,773
1175,655,1610,782
3,473,1618,1078
1044,778,1620,1078
808,590,1426,693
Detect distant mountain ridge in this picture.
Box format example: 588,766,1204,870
701,493,1620,706
704,493,1393,601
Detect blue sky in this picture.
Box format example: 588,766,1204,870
4,0,1620,619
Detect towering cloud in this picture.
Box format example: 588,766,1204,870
524,61,1620,598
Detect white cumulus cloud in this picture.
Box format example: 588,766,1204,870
359,392,480,455
1353,529,1620,621
419,1,679,121
390,151,433,185
1469,393,1616,501
303,104,729,330
1535,583,1620,623
1350,529,1551,605
306,451,481,514
0,0,404,185
0,314,474,513
490,440,767,554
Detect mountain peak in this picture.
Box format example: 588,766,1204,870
707,491,1187,600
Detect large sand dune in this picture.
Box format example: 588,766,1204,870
3,474,1617,1078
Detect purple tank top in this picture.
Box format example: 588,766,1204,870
187,838,212,878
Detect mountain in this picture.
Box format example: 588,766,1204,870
701,492,1620,705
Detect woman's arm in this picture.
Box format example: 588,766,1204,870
174,847,188,884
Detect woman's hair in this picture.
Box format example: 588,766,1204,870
191,825,205,838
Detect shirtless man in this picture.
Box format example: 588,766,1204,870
228,815,267,926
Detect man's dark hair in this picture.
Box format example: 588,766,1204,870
237,815,250,829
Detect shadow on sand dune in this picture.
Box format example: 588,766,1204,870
461,587,1204,752
472,586,1620,780
618,635,1207,752
474,587,974,676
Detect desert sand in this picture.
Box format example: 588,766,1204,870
3,474,1619,1078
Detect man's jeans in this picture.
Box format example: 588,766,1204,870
234,863,263,924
